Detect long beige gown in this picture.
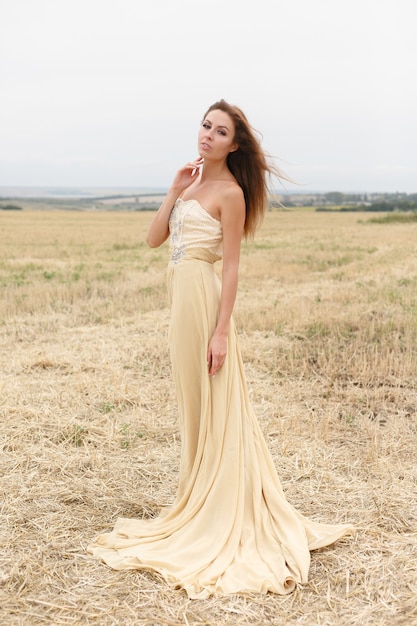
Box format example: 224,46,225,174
87,198,354,598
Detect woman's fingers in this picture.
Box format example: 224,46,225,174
207,350,226,377
174,157,204,188
189,157,204,176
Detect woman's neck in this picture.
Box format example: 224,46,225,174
199,159,231,182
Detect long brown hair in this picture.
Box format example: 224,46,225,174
203,99,289,238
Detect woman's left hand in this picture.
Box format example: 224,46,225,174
207,331,228,377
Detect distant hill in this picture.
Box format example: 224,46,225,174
0,186,167,199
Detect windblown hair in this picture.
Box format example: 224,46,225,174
203,99,289,238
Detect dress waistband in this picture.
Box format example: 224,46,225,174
170,247,221,265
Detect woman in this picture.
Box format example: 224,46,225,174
88,100,354,598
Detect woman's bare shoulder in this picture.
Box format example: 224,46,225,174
220,181,244,205
218,182,245,227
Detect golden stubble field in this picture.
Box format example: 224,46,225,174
0,208,416,626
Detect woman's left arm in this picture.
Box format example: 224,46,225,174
207,188,246,376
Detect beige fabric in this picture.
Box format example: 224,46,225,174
87,199,354,598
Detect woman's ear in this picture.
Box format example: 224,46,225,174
230,144,239,153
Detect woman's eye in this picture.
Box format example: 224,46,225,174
203,122,211,129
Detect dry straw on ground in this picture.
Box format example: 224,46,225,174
1,208,416,626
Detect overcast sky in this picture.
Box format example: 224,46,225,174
1,0,416,193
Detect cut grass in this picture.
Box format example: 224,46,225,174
0,208,416,625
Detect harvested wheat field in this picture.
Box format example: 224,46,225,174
1,208,416,626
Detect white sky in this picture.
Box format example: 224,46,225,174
1,0,416,193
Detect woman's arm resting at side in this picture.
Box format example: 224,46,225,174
207,187,245,376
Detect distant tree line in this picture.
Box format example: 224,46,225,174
312,192,417,212
0,203,22,210
350,199,417,212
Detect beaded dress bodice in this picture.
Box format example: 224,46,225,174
169,198,223,265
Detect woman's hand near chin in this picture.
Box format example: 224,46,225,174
171,157,204,192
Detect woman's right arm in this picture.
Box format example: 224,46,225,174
146,157,203,248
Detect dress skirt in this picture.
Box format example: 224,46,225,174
87,248,353,598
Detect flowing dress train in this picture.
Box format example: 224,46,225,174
87,198,354,598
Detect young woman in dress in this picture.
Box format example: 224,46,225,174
88,100,354,598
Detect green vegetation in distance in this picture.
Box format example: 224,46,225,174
367,211,417,224
0,203,23,211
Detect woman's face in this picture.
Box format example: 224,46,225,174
198,109,238,161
